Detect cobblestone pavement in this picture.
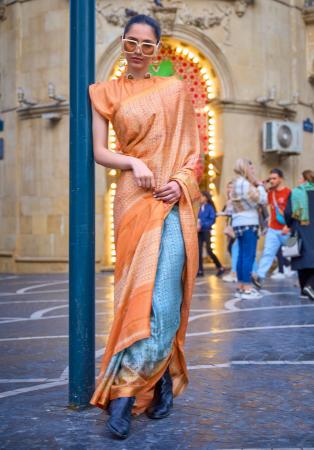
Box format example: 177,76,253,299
1,271,314,449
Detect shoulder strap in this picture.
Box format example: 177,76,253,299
272,191,278,208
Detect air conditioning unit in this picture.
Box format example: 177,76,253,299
263,121,303,155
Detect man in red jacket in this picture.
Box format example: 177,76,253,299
252,168,291,288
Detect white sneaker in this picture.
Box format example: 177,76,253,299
283,266,296,277
222,272,237,283
271,272,285,280
241,288,262,300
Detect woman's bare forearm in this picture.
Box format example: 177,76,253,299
93,145,134,171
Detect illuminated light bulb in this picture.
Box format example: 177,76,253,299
206,80,213,86
208,111,214,117
115,70,122,77
110,237,115,243
109,136,116,142
209,183,216,189
200,68,207,74
208,163,214,169
211,229,216,235
207,86,214,92
208,93,215,99
110,183,117,189
208,170,215,176
111,251,116,256
208,125,215,131
210,243,216,249
188,51,194,59
193,57,199,64
203,74,209,80
209,118,215,125
109,169,117,176
176,47,182,53
208,145,215,150
209,138,215,144
209,151,215,157
183,48,189,55
111,244,116,250
111,143,117,149
209,131,215,137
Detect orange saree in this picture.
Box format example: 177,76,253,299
89,75,200,415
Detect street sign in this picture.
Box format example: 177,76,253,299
303,118,314,133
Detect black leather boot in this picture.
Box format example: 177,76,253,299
147,368,173,419
107,396,135,439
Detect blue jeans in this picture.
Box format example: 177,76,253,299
232,238,258,274
236,229,258,284
257,228,289,279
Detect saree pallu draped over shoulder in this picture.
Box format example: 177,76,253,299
89,76,201,415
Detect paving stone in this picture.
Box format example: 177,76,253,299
0,272,314,448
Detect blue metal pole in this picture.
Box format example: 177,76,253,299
69,0,95,407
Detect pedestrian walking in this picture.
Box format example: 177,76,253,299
89,15,201,439
252,169,291,288
231,158,267,299
270,246,293,280
284,170,314,300
218,181,237,282
197,191,225,277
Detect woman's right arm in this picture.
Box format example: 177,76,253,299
242,178,267,206
91,106,155,189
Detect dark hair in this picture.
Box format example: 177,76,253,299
201,191,216,212
123,14,161,42
303,169,314,183
270,168,284,178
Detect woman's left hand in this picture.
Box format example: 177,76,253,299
154,181,182,203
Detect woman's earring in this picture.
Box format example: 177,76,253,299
119,52,127,66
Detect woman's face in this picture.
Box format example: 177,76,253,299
200,194,207,204
123,24,159,74
248,162,255,177
298,175,305,185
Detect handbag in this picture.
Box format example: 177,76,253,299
224,224,235,239
272,192,286,226
282,233,302,258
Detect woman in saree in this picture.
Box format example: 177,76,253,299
89,14,200,439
